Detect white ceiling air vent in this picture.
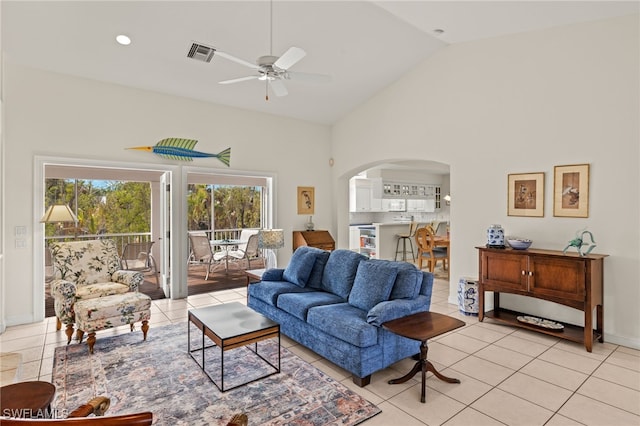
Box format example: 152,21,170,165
187,42,215,63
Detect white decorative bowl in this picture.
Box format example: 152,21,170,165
507,238,532,250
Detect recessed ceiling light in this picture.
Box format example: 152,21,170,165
116,34,131,46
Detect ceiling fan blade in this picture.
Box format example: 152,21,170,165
285,71,332,83
219,75,259,85
273,46,306,70
269,79,288,97
215,51,260,70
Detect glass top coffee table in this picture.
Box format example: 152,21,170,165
188,302,280,392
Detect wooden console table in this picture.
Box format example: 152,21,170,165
292,230,335,251
477,247,607,352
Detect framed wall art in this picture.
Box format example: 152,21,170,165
297,186,315,215
507,172,545,217
554,163,589,217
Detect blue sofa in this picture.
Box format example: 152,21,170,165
248,246,434,386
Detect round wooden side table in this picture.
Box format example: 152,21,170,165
0,381,56,418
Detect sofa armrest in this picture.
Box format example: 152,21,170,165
262,268,285,281
50,279,78,324
366,295,430,327
111,270,143,291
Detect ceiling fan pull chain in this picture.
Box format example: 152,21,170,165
265,80,269,101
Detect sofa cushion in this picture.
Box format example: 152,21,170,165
277,291,345,321
307,303,378,348
249,281,313,307
390,262,423,300
283,248,317,287
306,248,331,289
348,261,398,311
75,282,130,300
321,250,367,298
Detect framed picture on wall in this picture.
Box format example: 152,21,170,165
297,186,315,215
554,164,590,217
507,172,545,217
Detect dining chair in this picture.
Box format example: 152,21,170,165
120,241,158,287
415,226,449,275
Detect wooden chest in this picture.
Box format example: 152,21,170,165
292,230,335,251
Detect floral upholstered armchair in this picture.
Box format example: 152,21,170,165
49,239,143,343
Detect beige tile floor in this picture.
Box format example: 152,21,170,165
1,277,639,425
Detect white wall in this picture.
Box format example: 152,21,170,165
332,15,640,348
2,63,332,325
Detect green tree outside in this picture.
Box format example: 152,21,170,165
45,179,262,236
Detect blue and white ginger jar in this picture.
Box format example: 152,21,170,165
487,224,505,247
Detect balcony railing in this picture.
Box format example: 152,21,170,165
44,232,153,256
44,228,259,256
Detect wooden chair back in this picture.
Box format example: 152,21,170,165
0,413,153,425
415,227,448,273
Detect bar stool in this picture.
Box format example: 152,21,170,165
395,222,418,262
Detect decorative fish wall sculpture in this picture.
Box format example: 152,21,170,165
127,138,230,167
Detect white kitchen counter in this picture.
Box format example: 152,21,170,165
372,222,414,260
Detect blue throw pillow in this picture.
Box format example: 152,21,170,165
307,249,331,289
348,261,398,312
283,248,317,287
390,262,423,300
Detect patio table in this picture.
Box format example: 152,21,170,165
210,239,241,273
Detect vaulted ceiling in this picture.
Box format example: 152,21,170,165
3,1,638,125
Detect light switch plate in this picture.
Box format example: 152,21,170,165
15,226,27,236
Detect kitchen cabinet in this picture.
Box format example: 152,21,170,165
406,199,435,212
381,198,406,212
350,178,384,212
355,178,441,211
349,178,372,212
477,247,608,352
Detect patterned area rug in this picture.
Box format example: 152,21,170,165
52,322,381,425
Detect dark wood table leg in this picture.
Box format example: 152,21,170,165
388,340,461,403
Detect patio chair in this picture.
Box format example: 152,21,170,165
188,233,225,279
120,241,158,287
49,239,144,344
228,233,261,269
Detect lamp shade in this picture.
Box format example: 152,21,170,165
258,229,284,250
40,204,78,223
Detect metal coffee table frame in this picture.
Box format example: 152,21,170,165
188,302,280,392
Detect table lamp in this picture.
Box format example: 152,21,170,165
40,204,78,235
258,229,284,270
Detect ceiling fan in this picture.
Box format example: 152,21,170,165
213,1,331,100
